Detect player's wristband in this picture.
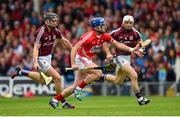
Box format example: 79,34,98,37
129,48,134,52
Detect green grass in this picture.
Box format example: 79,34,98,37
0,96,180,116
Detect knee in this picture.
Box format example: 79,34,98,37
39,76,47,84
52,75,61,82
131,74,138,81
114,79,123,85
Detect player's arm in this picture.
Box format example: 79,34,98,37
111,39,144,56
58,36,72,51
136,39,143,48
111,39,135,53
33,42,41,70
71,41,82,68
137,40,143,46
102,42,113,61
135,30,143,48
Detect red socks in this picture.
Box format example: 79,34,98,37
79,81,87,89
55,93,65,102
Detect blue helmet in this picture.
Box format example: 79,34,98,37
90,17,105,28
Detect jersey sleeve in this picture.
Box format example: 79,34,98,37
34,29,43,44
110,31,116,39
102,33,113,42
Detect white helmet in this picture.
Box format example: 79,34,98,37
122,15,134,24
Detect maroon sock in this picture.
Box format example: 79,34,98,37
79,81,87,89
55,94,65,103
135,91,142,99
100,74,106,81
21,69,29,76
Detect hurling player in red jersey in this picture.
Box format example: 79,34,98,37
11,13,74,109
49,17,143,108
103,15,150,105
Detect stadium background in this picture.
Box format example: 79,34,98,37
0,0,180,116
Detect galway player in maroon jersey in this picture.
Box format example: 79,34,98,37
104,15,150,105
49,17,143,108
10,13,74,108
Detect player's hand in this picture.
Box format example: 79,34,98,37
71,64,79,70
134,44,140,51
133,49,145,57
105,54,113,64
33,62,40,71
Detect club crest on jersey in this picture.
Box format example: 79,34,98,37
125,36,128,40
45,37,48,40
90,45,101,53
129,36,133,40
97,40,101,45
53,35,56,39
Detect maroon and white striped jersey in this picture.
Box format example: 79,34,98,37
110,26,142,56
34,25,62,56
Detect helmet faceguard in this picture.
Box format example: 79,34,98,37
122,15,134,30
44,13,58,21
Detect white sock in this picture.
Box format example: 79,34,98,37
137,97,143,102
76,86,82,90
19,70,22,75
52,98,59,103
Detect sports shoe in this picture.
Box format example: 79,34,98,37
137,97,150,105
10,66,21,79
62,102,75,109
49,98,59,109
74,87,83,101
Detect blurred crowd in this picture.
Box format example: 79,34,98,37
0,0,179,83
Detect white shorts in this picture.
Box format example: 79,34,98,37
38,54,52,72
75,54,92,67
113,55,131,71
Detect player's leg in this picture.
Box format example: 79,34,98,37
44,67,62,94
35,55,74,108
123,64,150,105
74,62,103,100
105,67,126,85
103,55,127,85
50,71,86,108
50,71,86,109
122,64,139,91
47,67,79,109
62,71,87,97
77,62,103,88
11,55,54,84
10,66,46,84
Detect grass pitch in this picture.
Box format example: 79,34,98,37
0,96,180,116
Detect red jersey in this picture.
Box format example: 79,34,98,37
34,25,62,56
77,29,113,59
111,26,142,56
